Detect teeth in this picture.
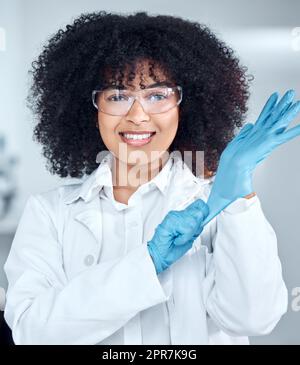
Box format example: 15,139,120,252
122,133,153,140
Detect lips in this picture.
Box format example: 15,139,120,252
119,131,156,135
119,131,156,147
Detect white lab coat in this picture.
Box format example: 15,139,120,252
3,151,288,345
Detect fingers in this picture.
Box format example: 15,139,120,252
278,101,293,119
173,199,209,245
264,89,295,128
271,100,300,133
255,92,279,128
222,123,254,155
173,234,194,247
184,198,209,220
269,101,293,133
226,92,288,147
277,123,300,144
234,123,254,141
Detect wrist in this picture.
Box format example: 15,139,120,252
243,192,256,199
147,242,164,275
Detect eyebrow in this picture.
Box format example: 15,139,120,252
104,81,175,90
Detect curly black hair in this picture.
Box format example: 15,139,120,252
27,10,253,178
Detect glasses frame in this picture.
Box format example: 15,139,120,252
91,85,183,116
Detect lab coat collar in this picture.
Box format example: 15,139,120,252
63,150,196,205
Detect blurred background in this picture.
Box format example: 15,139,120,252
0,0,299,344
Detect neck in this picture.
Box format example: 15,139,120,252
112,152,170,190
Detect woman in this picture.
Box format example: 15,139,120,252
4,11,300,345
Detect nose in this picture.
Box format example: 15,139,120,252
125,97,150,124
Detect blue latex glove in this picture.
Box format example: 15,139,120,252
147,199,209,274
202,89,300,226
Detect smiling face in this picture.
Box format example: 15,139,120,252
96,60,180,168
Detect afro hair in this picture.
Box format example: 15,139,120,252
27,10,253,178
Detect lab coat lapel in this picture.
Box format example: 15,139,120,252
73,197,102,246
161,157,210,344
163,157,208,215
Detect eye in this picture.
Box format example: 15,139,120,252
107,94,129,102
148,93,167,102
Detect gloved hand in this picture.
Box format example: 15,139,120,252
202,89,300,226
147,199,209,274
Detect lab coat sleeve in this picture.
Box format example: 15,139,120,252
3,195,171,345
201,195,288,337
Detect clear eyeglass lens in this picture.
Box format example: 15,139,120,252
93,86,181,115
